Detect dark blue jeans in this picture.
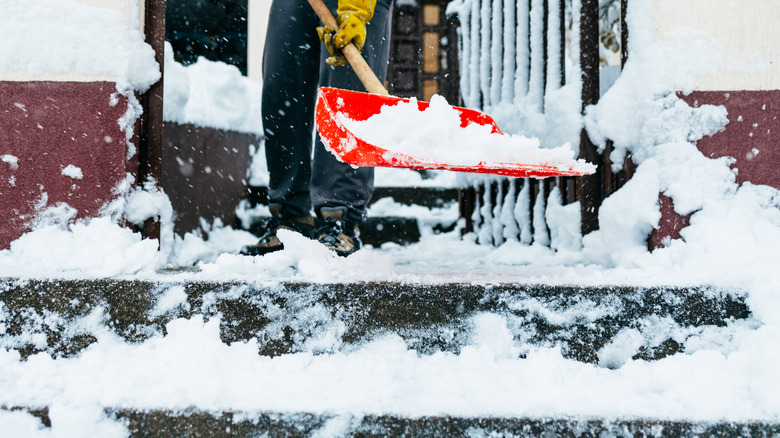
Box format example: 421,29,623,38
261,0,393,225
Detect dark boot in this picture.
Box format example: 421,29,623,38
316,207,362,257
241,204,316,256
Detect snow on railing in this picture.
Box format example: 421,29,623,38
448,0,578,247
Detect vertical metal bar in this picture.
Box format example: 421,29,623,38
541,0,549,96
527,178,537,240
603,141,616,196
542,177,553,245
566,176,576,204
577,0,601,235
555,176,565,205
559,0,566,87
620,0,629,67
459,187,476,235
139,0,166,241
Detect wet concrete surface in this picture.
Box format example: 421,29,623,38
4,406,779,437
0,278,750,362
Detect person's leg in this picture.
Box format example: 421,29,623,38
261,0,321,218
243,0,321,256
310,0,394,226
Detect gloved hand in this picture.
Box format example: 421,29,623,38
316,0,377,66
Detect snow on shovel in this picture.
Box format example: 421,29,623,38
308,0,595,178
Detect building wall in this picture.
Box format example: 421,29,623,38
0,0,146,249
75,0,145,29
0,0,143,83
649,0,780,250
653,0,780,92
247,0,272,83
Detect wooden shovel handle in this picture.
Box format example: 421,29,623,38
307,0,390,95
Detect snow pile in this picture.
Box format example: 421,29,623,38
0,182,174,277
169,218,260,268
184,229,397,282
163,42,263,135
579,0,739,267
339,95,594,172
0,312,778,429
123,182,176,266
0,408,126,438
0,0,159,91
0,217,158,278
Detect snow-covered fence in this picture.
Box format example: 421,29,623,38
448,0,598,247
447,0,684,249
449,0,567,112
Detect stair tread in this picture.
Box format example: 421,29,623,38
5,407,779,437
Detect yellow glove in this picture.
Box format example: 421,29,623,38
316,0,377,66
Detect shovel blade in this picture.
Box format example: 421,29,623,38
315,87,594,178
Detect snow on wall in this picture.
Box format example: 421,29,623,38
0,0,159,91
0,0,162,249
653,0,779,92
74,0,145,28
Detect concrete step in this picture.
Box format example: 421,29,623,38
246,186,459,210
0,278,749,363
361,216,422,247
243,186,459,247
371,187,459,208
4,407,779,437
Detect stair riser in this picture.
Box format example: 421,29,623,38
0,280,749,363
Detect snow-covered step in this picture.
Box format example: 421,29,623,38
0,278,749,364
5,407,779,437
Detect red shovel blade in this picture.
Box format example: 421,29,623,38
315,87,594,178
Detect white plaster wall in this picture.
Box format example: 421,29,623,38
247,0,273,83
75,0,144,28
0,0,144,82
654,0,780,91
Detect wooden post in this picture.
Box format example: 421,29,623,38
139,0,166,241
577,0,602,236
600,0,637,199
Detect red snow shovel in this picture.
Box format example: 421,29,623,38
308,0,594,178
